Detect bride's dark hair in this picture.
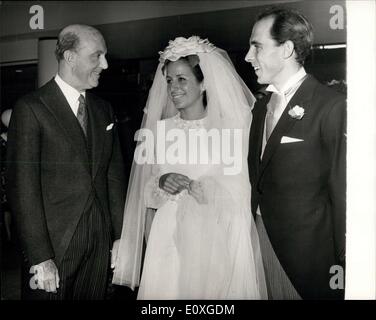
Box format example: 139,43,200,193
162,55,207,106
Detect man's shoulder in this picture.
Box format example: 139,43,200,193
301,76,346,124
16,79,56,104
15,89,42,111
308,75,346,105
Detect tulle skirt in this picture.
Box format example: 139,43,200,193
137,177,267,300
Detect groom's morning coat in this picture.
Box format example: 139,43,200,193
248,75,346,299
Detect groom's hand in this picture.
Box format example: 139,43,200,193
159,173,191,195
111,239,120,269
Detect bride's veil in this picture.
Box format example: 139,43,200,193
112,37,267,298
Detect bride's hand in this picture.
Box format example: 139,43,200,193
159,173,191,195
188,180,208,204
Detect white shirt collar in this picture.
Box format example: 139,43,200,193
54,74,85,116
266,67,307,95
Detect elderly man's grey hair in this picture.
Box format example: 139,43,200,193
55,24,103,61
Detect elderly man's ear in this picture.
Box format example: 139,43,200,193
63,50,76,65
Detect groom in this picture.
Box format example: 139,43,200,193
246,7,346,299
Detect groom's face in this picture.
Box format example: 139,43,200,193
245,16,285,87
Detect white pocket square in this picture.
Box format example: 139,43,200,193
106,123,114,131
280,136,304,144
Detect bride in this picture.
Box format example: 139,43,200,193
112,36,267,299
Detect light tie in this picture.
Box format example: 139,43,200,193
265,92,283,141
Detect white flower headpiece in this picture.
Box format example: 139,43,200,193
158,36,216,63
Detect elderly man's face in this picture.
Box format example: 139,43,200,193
71,33,108,91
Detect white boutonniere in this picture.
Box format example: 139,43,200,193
288,105,305,120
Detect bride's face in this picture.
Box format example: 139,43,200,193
166,59,204,112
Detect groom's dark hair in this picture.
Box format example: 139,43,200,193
257,7,314,65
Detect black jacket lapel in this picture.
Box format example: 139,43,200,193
39,80,91,173
259,75,317,177
86,93,106,179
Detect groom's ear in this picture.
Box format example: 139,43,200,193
283,40,295,60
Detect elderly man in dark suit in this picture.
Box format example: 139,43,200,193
246,7,346,299
6,24,126,300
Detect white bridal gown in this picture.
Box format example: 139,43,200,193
137,114,265,299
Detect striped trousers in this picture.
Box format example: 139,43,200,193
255,214,301,300
22,199,111,300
